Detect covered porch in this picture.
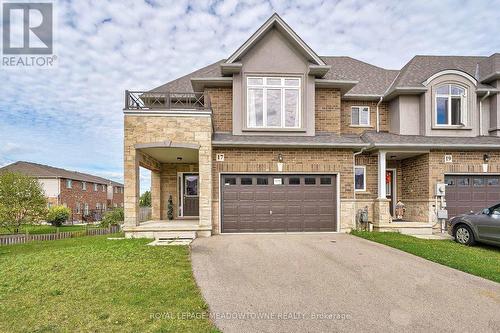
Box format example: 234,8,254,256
123,142,212,239
369,150,435,234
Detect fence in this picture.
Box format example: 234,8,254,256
0,225,121,246
139,207,152,222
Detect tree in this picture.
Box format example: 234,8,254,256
0,172,47,234
46,205,71,227
139,190,151,207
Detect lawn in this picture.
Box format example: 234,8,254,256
0,224,96,235
0,235,219,333
352,231,500,283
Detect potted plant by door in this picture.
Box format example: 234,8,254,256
167,195,174,220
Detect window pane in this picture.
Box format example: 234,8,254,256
451,97,461,125
266,78,281,85
444,176,455,186
185,176,198,195
285,78,300,86
473,178,484,186
266,89,281,127
257,177,268,185
457,177,470,186
224,177,236,185
284,89,299,127
248,88,263,127
248,77,263,85
304,177,316,185
355,167,365,190
488,177,499,186
273,177,283,185
351,107,359,125
241,177,252,185
436,97,448,124
288,177,300,185
436,85,449,94
360,107,369,125
320,177,332,185
451,85,464,95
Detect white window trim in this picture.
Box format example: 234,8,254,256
94,183,98,192
351,106,371,127
246,76,301,129
82,181,86,191
434,84,467,127
66,179,72,189
354,166,366,192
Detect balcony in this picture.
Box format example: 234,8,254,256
124,91,211,111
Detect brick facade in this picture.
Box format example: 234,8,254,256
341,100,389,134
207,87,232,132
59,178,108,221
315,88,341,132
211,147,356,233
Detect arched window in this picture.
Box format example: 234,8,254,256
435,84,467,126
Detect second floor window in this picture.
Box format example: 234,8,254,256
247,77,301,129
351,106,370,126
435,84,467,126
66,179,72,189
94,183,98,191
82,182,86,191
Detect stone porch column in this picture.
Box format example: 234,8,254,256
124,148,140,227
374,150,391,225
197,135,212,237
151,169,161,220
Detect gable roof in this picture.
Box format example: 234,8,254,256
148,14,499,98
0,161,123,186
225,13,326,66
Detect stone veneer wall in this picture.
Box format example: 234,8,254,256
315,88,341,133
206,87,232,132
341,100,390,134
211,147,355,233
124,115,212,229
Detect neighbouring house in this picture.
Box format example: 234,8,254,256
123,13,500,239
0,161,124,222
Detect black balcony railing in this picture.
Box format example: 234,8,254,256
125,91,211,110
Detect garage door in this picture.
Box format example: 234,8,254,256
445,175,500,218
221,174,337,233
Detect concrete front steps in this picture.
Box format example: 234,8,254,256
123,220,211,240
374,222,434,235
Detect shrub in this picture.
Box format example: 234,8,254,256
46,206,71,227
167,195,174,220
100,208,124,228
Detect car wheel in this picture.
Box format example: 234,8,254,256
454,225,475,245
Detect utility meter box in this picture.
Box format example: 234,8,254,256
437,209,448,219
435,183,446,196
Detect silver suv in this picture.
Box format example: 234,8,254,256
448,204,500,246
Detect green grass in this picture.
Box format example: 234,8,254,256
351,231,500,283
0,235,219,333
0,224,96,235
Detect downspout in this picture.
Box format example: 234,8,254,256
376,96,383,132
479,91,490,136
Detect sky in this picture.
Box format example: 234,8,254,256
1,0,500,193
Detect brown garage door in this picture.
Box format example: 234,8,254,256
221,174,337,233
445,175,500,218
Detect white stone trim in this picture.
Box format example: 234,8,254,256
423,70,477,86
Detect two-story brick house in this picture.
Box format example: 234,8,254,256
123,14,500,239
0,161,124,222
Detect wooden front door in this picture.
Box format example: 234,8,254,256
182,174,199,217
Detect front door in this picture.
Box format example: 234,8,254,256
182,174,199,217
386,170,395,217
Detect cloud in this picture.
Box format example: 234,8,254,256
1,0,499,185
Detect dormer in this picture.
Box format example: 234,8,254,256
223,14,330,136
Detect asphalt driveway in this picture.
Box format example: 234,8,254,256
191,233,500,333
